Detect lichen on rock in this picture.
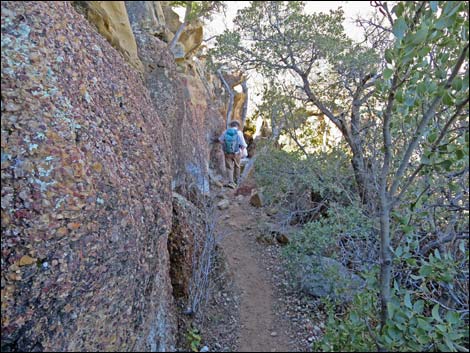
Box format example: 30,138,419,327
1,1,175,351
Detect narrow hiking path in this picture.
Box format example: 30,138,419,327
212,182,313,353
216,187,291,352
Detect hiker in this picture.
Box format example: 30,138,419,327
219,120,247,189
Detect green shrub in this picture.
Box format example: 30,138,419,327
315,253,469,352
186,326,202,352
314,283,380,352
254,146,356,214
283,203,376,276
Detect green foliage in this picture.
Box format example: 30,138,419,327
316,243,469,352
255,146,354,208
210,1,350,75
382,290,469,352
376,1,469,174
284,204,374,266
314,287,380,352
316,285,469,352
243,116,256,136
215,1,469,351
170,1,226,24
186,326,202,352
255,84,337,152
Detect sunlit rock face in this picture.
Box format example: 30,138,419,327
125,1,226,199
1,2,237,351
74,1,144,71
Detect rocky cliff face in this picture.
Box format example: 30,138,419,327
1,1,240,352
73,1,144,72
125,1,228,198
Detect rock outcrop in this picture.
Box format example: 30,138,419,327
74,1,144,71
178,21,204,58
1,1,240,351
168,193,205,299
217,70,248,129
1,1,175,351
233,91,247,123
161,1,181,34
125,1,226,200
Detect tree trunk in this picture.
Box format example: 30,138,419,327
351,153,372,205
241,80,248,127
217,69,234,128
168,1,192,52
299,71,374,205
168,21,187,51
379,201,392,330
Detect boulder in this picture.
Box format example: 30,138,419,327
161,1,182,33
259,222,290,245
235,182,256,197
274,232,289,245
171,42,186,60
178,21,204,58
250,189,264,207
1,2,175,351
298,256,365,302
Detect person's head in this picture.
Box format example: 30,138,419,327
229,121,240,129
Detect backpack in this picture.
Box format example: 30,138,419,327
224,128,240,154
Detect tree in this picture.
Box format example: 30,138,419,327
168,1,226,52
211,1,469,348
369,1,469,332
211,1,380,205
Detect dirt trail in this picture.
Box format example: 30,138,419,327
215,187,292,352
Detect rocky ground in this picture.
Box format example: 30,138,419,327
176,182,328,352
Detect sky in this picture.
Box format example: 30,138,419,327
204,1,375,42
172,2,377,117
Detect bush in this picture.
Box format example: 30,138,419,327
316,284,469,352
254,145,356,224
284,204,376,275
254,144,469,352
314,284,380,352
315,245,469,352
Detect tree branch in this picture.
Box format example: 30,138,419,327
390,43,469,197
392,96,470,205
217,69,235,128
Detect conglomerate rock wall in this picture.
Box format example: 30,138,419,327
1,1,175,351
125,1,227,197
1,1,245,351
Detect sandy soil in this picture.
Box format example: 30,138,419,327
215,188,295,352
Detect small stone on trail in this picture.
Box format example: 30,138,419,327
217,199,230,210
249,189,264,207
